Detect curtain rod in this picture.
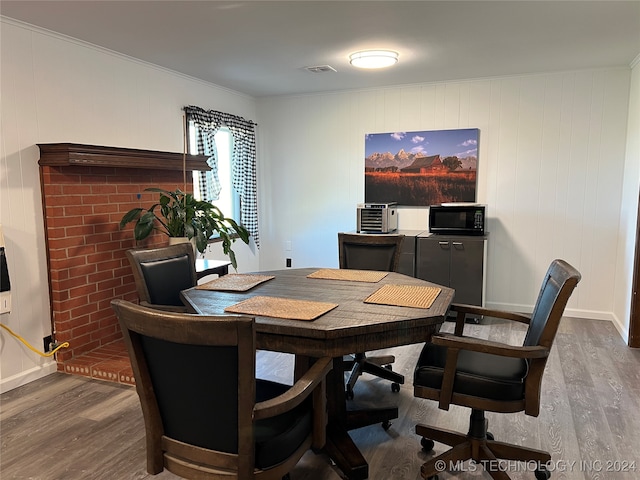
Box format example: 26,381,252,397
182,106,258,126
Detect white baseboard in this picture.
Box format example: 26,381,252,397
484,302,616,321
483,301,534,314
483,302,625,340
562,307,616,322
0,361,58,394
610,312,630,344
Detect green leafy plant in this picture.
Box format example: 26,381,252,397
119,188,250,269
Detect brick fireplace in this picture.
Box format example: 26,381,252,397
38,143,208,383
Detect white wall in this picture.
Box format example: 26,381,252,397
1,16,637,392
257,68,634,324
613,57,640,342
0,18,258,392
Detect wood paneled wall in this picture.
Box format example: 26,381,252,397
256,69,633,330
0,15,636,392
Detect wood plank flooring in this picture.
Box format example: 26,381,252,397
2,317,639,480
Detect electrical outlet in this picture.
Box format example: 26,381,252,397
0,292,10,314
286,258,292,268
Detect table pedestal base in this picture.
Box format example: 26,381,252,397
346,406,398,431
322,355,399,480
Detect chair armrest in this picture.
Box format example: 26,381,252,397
432,333,549,359
450,303,531,324
254,356,333,420
449,303,531,336
432,333,548,411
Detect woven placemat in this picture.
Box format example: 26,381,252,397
196,274,275,292
364,284,442,309
307,268,388,283
224,296,338,321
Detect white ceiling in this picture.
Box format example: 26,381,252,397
2,1,639,98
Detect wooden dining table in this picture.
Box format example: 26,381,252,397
180,267,454,480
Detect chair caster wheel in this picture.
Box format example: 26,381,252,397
535,465,551,480
420,437,435,452
391,382,400,393
345,386,354,400
486,431,494,441
382,420,392,430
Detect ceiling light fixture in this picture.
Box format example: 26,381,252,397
349,50,399,69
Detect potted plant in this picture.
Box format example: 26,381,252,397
119,187,250,269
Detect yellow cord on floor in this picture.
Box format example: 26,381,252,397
0,323,69,357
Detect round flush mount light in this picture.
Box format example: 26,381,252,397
349,50,399,69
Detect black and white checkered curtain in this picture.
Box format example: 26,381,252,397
189,112,223,202
184,105,259,248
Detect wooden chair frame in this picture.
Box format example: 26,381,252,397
125,243,198,312
338,233,406,397
112,299,332,479
414,259,581,480
338,233,404,273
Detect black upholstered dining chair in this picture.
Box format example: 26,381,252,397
413,259,581,480
338,232,405,399
125,243,197,312
112,299,332,480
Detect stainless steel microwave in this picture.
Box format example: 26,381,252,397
429,203,486,236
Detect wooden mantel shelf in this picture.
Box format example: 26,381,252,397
37,143,210,172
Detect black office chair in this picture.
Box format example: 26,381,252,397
338,232,405,399
112,299,332,480
125,243,197,312
413,259,581,480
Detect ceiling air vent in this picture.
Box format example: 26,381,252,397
304,65,337,73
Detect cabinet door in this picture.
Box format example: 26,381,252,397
397,235,416,277
415,238,451,286
450,239,484,306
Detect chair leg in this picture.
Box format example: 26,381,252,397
343,352,367,370
342,354,356,370
344,352,404,398
488,439,551,463
344,350,404,399
477,444,511,480
365,354,396,366
420,441,471,478
416,423,467,448
345,358,363,400
417,409,552,480
360,360,405,384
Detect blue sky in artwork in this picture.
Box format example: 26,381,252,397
365,128,478,158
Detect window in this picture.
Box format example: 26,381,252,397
183,105,259,247
188,123,240,224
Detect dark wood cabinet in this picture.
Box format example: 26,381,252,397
416,234,487,307
341,231,487,310
396,230,425,277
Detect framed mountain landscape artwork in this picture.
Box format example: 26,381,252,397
364,128,479,206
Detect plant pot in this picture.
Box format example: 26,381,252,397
168,236,198,255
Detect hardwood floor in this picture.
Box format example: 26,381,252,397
2,317,639,479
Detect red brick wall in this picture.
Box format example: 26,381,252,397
40,165,192,367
